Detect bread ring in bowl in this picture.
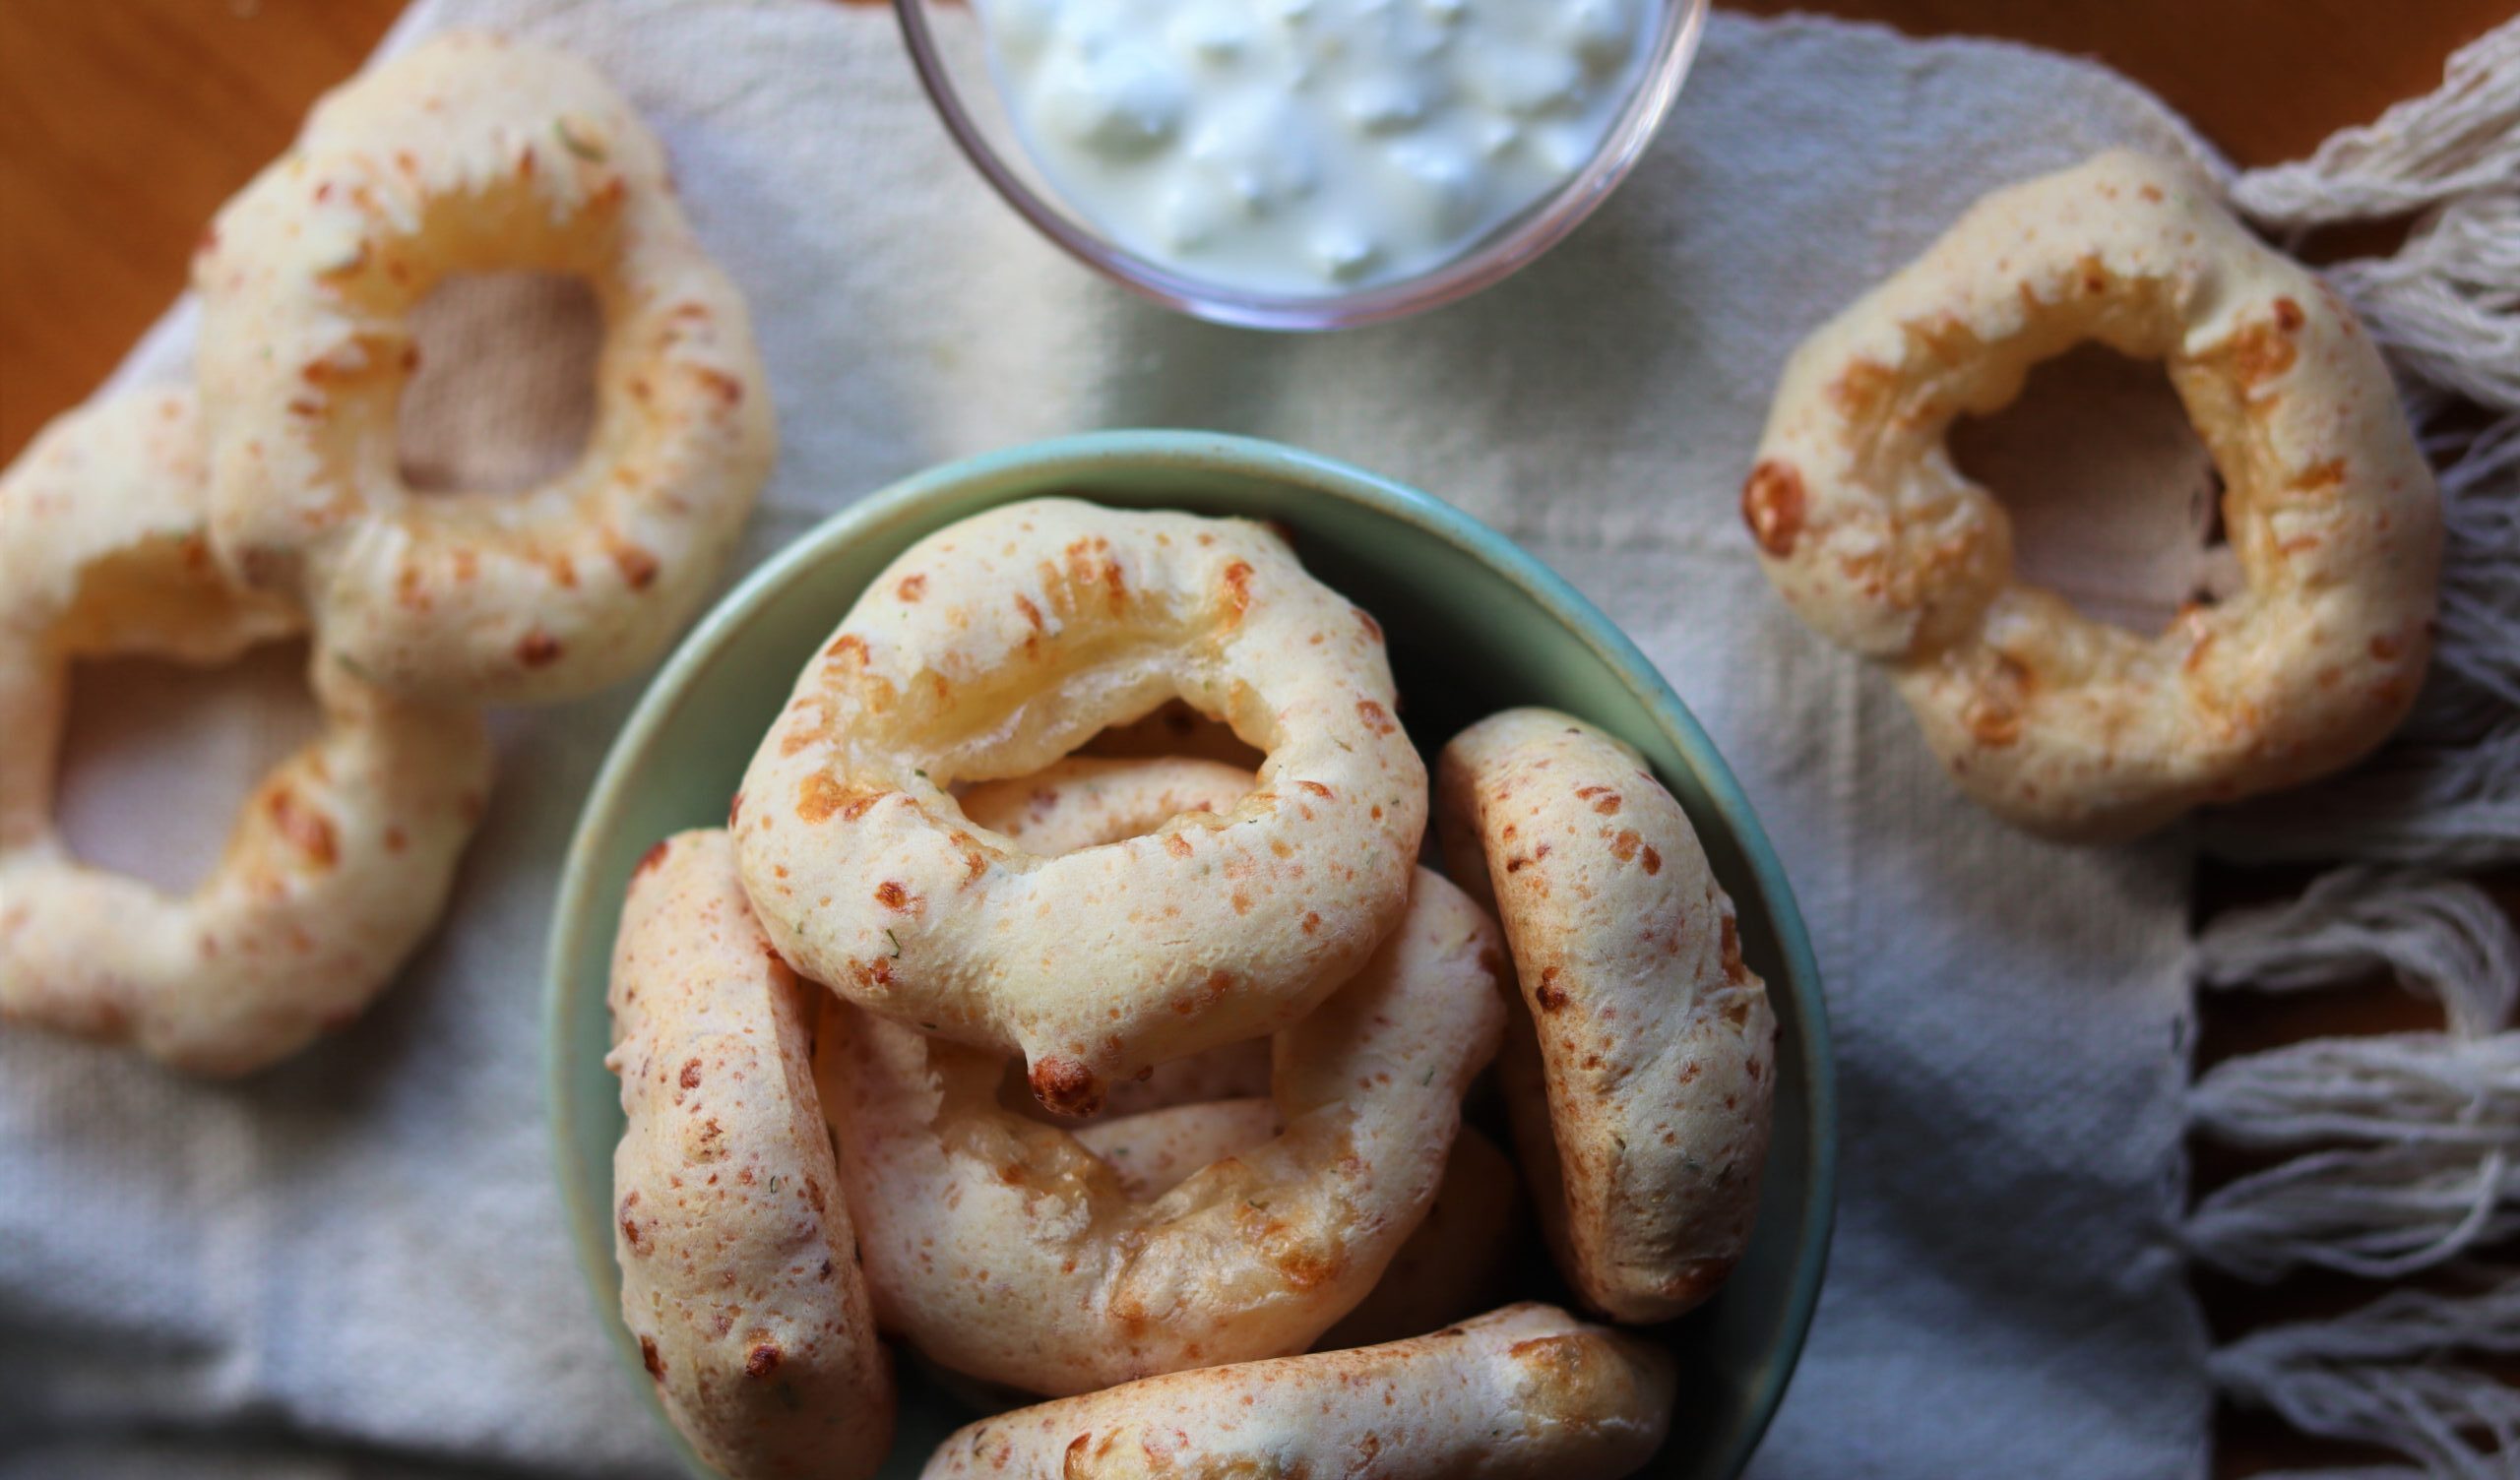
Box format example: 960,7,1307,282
1069,1100,1524,1349
957,754,1259,858
0,390,490,1075
921,1302,1676,1480
1438,709,1776,1325
194,31,772,705
1741,150,2440,840
962,752,1278,1118
1069,1097,1282,1201
814,867,1502,1395
740,498,1424,1117
607,829,894,1480
1315,1123,1525,1350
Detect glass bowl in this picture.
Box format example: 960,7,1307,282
891,0,1713,330
546,431,1835,1479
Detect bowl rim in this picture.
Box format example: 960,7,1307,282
544,427,1837,1472
888,0,1714,331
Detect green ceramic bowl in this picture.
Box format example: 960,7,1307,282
547,430,1835,1478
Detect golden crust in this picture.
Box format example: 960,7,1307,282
739,499,1424,1116
1438,709,1776,1324
1073,1103,1525,1349
1316,1124,1524,1350
921,1303,1676,1480
194,31,772,705
1744,150,2440,838
0,390,489,1075
606,830,894,1480
817,868,1502,1395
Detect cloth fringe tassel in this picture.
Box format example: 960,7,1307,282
2188,864,2519,1471
2206,1267,2520,1480
2191,25,2519,1430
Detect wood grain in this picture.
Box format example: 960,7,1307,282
0,3,2507,1475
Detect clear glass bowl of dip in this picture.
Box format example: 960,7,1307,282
893,0,1711,331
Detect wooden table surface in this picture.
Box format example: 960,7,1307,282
1,2,2509,1474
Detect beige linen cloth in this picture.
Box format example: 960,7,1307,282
0,2,2248,1474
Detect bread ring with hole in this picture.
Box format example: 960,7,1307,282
814,867,1501,1395
607,830,894,1480
1740,150,2439,839
1438,709,1776,1324
0,390,491,1075
193,31,773,705
922,1302,1675,1480
741,498,1423,1117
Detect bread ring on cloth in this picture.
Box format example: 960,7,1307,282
741,498,1423,1117
815,867,1502,1395
0,391,491,1075
607,829,894,1480
1438,709,1776,1324
921,1302,1676,1480
194,31,773,705
1741,150,2440,839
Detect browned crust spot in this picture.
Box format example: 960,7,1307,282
267,788,340,868
1222,560,1254,621
1029,1056,1100,1117
796,774,882,824
1741,460,1807,558
517,630,563,668
613,543,661,590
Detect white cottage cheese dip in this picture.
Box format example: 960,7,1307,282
975,0,1660,295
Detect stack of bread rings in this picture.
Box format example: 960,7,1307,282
1,33,774,1074
606,499,1780,1479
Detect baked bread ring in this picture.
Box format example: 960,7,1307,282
1069,1097,1281,1202
1071,1100,1523,1349
0,391,490,1075
958,755,1258,857
195,31,773,705
1742,150,2440,839
1317,1123,1524,1350
607,829,894,1480
741,498,1423,1117
962,753,1279,1119
1438,709,1776,1324
815,867,1502,1395
921,1303,1676,1480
